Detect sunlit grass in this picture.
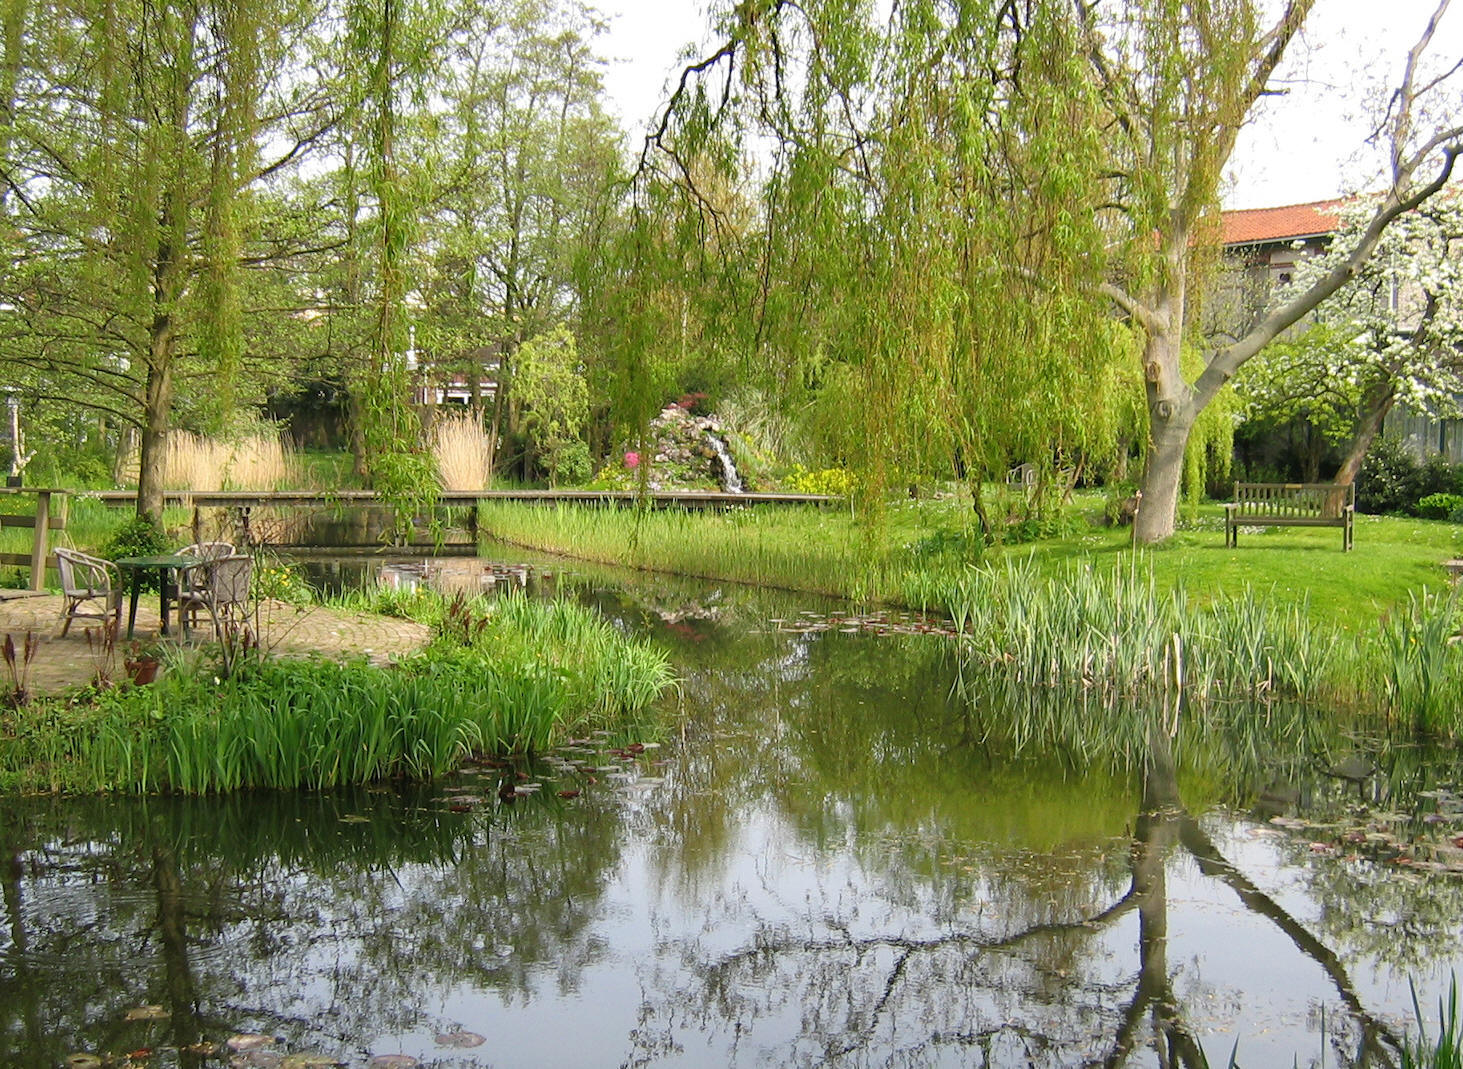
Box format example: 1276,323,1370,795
476,498,968,602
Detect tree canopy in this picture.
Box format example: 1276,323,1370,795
1,0,1458,545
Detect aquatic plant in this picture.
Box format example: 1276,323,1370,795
1375,590,1462,733
1402,977,1463,1069
938,558,1355,713
0,588,675,794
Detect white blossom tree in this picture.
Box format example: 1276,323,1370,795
1236,193,1463,485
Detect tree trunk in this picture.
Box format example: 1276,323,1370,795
1333,381,1396,487
1134,328,1197,546
137,355,173,522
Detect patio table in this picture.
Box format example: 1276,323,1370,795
114,553,199,639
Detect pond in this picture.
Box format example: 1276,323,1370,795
5,548,1463,1067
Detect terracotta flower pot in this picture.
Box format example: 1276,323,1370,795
125,658,160,685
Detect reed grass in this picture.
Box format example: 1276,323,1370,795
1403,978,1463,1069
160,431,302,491
477,501,911,600
934,556,1463,734
432,412,493,491
0,589,675,794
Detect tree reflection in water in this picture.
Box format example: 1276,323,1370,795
2,574,1463,1065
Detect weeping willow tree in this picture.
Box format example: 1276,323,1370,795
339,0,442,538
596,0,1462,547
592,0,1133,535
0,0,304,520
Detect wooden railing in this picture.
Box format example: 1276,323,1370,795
0,489,67,590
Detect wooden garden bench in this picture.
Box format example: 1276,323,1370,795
1223,482,1355,551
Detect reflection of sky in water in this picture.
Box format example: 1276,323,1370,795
276,796,1462,1066
7,556,1463,1065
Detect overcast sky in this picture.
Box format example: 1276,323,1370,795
597,0,1462,211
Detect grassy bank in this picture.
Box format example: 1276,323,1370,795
0,591,676,794
476,495,1463,731
476,497,972,601
477,495,1463,625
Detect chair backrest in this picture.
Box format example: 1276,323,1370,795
204,554,253,607
55,547,114,595
177,540,235,561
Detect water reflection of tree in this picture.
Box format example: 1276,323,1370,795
624,717,1415,1065
625,618,1453,1066
0,785,628,1064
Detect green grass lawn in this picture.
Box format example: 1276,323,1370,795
477,490,1463,630
1005,503,1463,630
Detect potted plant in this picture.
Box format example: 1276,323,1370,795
124,639,167,685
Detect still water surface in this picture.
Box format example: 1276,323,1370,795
4,551,1463,1067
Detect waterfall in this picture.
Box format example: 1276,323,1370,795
705,432,743,493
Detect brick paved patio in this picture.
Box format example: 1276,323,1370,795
0,592,431,695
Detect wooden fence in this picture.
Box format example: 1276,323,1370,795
0,489,67,591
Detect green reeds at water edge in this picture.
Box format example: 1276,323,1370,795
1403,978,1463,1069
2,591,676,794
932,557,1463,731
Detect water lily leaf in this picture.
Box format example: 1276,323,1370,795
281,1056,345,1068
124,1005,169,1021
227,1034,277,1052
367,1057,419,1068
434,1031,486,1048
231,1053,283,1069
65,1055,102,1069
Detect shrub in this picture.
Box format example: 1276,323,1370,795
1416,493,1463,521
553,439,592,485
784,465,856,496
101,515,169,560
676,391,712,416
1358,437,1427,515
99,516,170,593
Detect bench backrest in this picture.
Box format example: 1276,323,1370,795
1231,482,1354,518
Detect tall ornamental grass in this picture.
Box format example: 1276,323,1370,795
432,412,493,490
162,430,302,490
1,591,675,794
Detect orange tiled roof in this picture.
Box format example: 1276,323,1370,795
1221,198,1345,246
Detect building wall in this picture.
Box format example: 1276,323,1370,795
1386,408,1463,464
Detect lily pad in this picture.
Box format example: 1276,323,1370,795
227,1034,277,1052
367,1057,419,1068
124,1005,169,1021
435,1031,487,1048
281,1056,345,1068
231,1054,283,1069
65,1055,103,1069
